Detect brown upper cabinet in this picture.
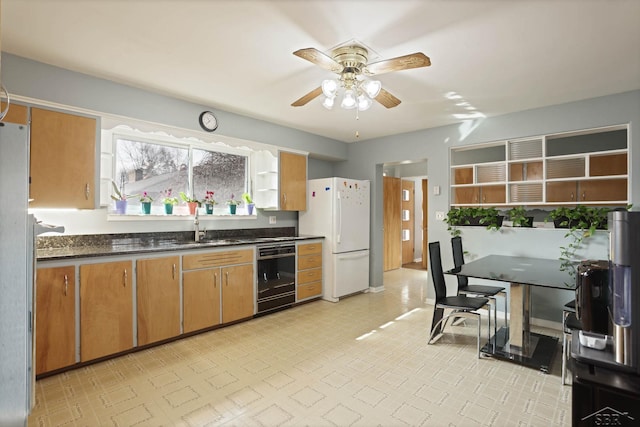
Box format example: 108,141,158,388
0,102,28,125
30,107,97,209
450,126,628,207
253,150,307,211
279,151,307,211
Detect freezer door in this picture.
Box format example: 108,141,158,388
329,250,370,299
332,179,370,253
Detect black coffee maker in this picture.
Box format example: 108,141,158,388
575,260,610,336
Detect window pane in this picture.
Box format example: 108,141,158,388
193,149,247,205
114,138,189,209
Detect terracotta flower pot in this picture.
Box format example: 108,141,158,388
187,202,198,215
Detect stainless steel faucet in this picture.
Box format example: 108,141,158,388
194,209,205,242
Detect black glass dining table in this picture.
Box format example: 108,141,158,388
445,254,576,372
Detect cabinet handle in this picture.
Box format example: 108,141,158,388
172,264,176,280
283,193,287,206
64,274,68,296
225,271,229,286
85,183,90,200
123,269,127,287
483,195,486,202
213,272,217,288
582,191,586,200
570,192,574,200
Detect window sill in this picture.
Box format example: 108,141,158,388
107,213,256,221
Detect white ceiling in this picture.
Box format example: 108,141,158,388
2,0,639,143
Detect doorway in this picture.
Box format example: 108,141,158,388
382,162,428,272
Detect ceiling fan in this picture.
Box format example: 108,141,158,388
291,41,431,110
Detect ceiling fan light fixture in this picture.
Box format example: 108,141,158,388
357,94,372,111
363,80,381,98
321,79,338,98
341,89,357,109
322,96,335,110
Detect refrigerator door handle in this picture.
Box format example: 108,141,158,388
337,252,369,261
337,191,341,244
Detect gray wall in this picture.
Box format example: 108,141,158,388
336,90,639,321
4,52,639,321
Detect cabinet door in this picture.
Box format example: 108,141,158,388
279,151,307,211
80,261,133,361
579,179,628,202
136,256,180,345
36,266,76,375
183,269,221,333
453,187,480,205
221,264,254,323
0,102,28,125
30,107,96,209
546,181,579,203
479,185,506,204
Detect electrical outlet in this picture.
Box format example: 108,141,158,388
269,216,276,224
435,211,446,221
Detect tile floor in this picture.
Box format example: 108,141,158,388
28,268,571,426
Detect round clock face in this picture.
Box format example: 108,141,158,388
199,111,218,132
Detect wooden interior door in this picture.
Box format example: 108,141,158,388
383,176,401,271
422,179,429,269
401,180,415,265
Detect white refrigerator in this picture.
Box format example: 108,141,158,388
299,177,370,302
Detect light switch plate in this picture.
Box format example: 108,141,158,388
435,211,446,220
269,216,276,224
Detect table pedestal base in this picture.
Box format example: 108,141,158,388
481,327,558,373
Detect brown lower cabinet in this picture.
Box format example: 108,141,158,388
36,266,76,375
183,269,221,333
183,249,254,328
297,242,323,300
136,256,180,345
80,260,133,362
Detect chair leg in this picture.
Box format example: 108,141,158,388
430,307,445,337
562,331,568,385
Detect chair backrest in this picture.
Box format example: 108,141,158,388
428,241,447,301
451,236,469,289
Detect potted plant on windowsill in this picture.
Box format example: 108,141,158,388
110,180,137,214
242,192,255,215
203,190,216,214
180,192,200,215
139,191,153,214
161,189,178,215
445,206,503,236
226,194,241,215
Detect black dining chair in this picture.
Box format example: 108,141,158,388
451,236,507,337
562,299,582,385
428,241,491,358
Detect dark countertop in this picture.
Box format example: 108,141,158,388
37,229,323,261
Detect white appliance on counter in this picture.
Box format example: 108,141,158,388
299,177,370,302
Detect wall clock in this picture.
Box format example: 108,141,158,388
198,111,218,132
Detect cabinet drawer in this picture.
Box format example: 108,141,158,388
298,281,322,300
183,249,253,270
297,268,322,285
298,243,321,256
298,255,322,270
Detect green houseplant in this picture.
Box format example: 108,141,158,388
203,190,216,214
508,206,534,227
242,192,255,215
227,193,241,215
445,206,503,236
139,191,153,214
160,189,178,214
180,191,200,215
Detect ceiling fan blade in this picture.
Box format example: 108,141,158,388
291,87,323,107
293,48,343,73
364,52,431,76
375,89,401,109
